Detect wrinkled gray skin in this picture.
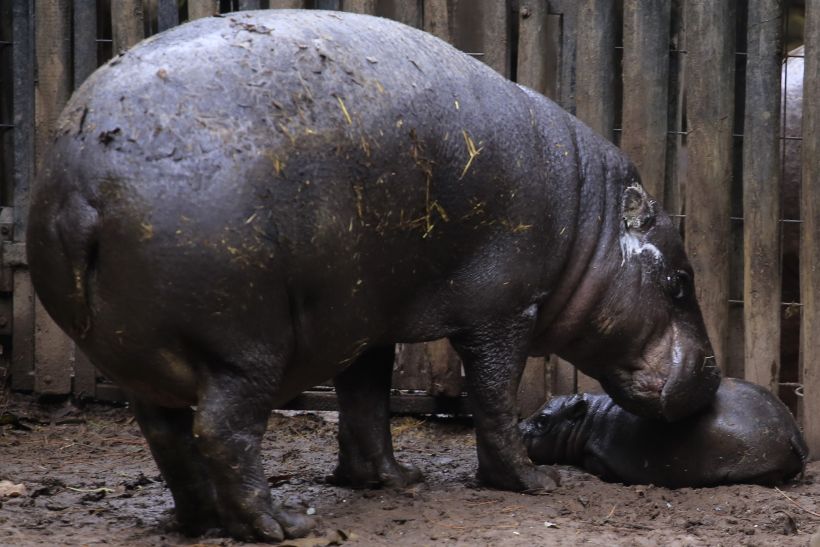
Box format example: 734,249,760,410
521,378,808,488
27,10,719,542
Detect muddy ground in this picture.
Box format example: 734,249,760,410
1,391,819,547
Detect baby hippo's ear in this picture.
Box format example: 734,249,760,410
622,183,656,232
564,394,590,420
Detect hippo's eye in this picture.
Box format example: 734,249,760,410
667,270,692,301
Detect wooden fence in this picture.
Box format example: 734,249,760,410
1,0,819,454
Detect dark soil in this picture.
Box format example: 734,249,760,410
1,391,818,546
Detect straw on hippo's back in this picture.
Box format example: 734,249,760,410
521,378,807,488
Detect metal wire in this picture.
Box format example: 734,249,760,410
729,299,804,307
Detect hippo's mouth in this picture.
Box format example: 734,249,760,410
659,352,720,420
598,371,665,419
598,345,720,422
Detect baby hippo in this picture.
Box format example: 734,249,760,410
520,378,808,487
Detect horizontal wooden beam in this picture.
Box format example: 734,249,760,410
283,391,472,415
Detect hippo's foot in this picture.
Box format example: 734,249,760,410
171,494,313,543
219,505,315,543
332,345,422,489
128,401,224,536
189,362,316,542
172,507,222,537
330,458,423,489
451,315,561,495
478,462,560,493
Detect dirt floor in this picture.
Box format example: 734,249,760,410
2,391,819,547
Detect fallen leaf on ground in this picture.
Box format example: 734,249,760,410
0,480,26,498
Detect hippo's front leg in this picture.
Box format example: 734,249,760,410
451,308,560,492
332,345,423,488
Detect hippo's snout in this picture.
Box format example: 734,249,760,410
597,326,720,421
659,353,721,421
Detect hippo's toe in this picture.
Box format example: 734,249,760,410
274,508,316,539
330,459,424,489
215,504,316,542
478,462,561,493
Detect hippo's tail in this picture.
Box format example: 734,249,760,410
26,192,100,341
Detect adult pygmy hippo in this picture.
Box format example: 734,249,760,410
521,378,807,488
27,10,719,542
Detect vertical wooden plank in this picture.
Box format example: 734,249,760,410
801,0,820,458
343,0,376,14
392,343,431,390
574,0,616,140
516,3,560,100
576,371,603,394
34,298,73,394
33,0,74,395
0,17,11,214
782,46,803,421
238,0,263,9
73,0,97,87
621,0,671,202
157,0,180,31
376,0,422,28
664,0,686,219
549,355,574,396
73,349,97,398
112,0,145,53
34,0,72,165
188,0,220,20
478,0,510,78
743,0,783,392
315,0,342,10
684,1,735,373
450,0,511,78
726,0,748,382
11,273,34,390
10,0,34,391
517,357,547,417
727,232,746,382
544,0,578,113
426,339,462,397
423,0,451,42
394,340,463,396
268,0,306,8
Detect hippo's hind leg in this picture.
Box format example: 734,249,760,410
451,309,560,493
130,401,221,535
192,357,314,542
331,345,423,488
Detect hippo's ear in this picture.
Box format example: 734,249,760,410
564,394,589,420
622,183,656,232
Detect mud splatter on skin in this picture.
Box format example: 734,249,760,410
619,231,664,266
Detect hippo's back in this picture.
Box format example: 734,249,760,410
708,378,807,483
27,10,582,405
